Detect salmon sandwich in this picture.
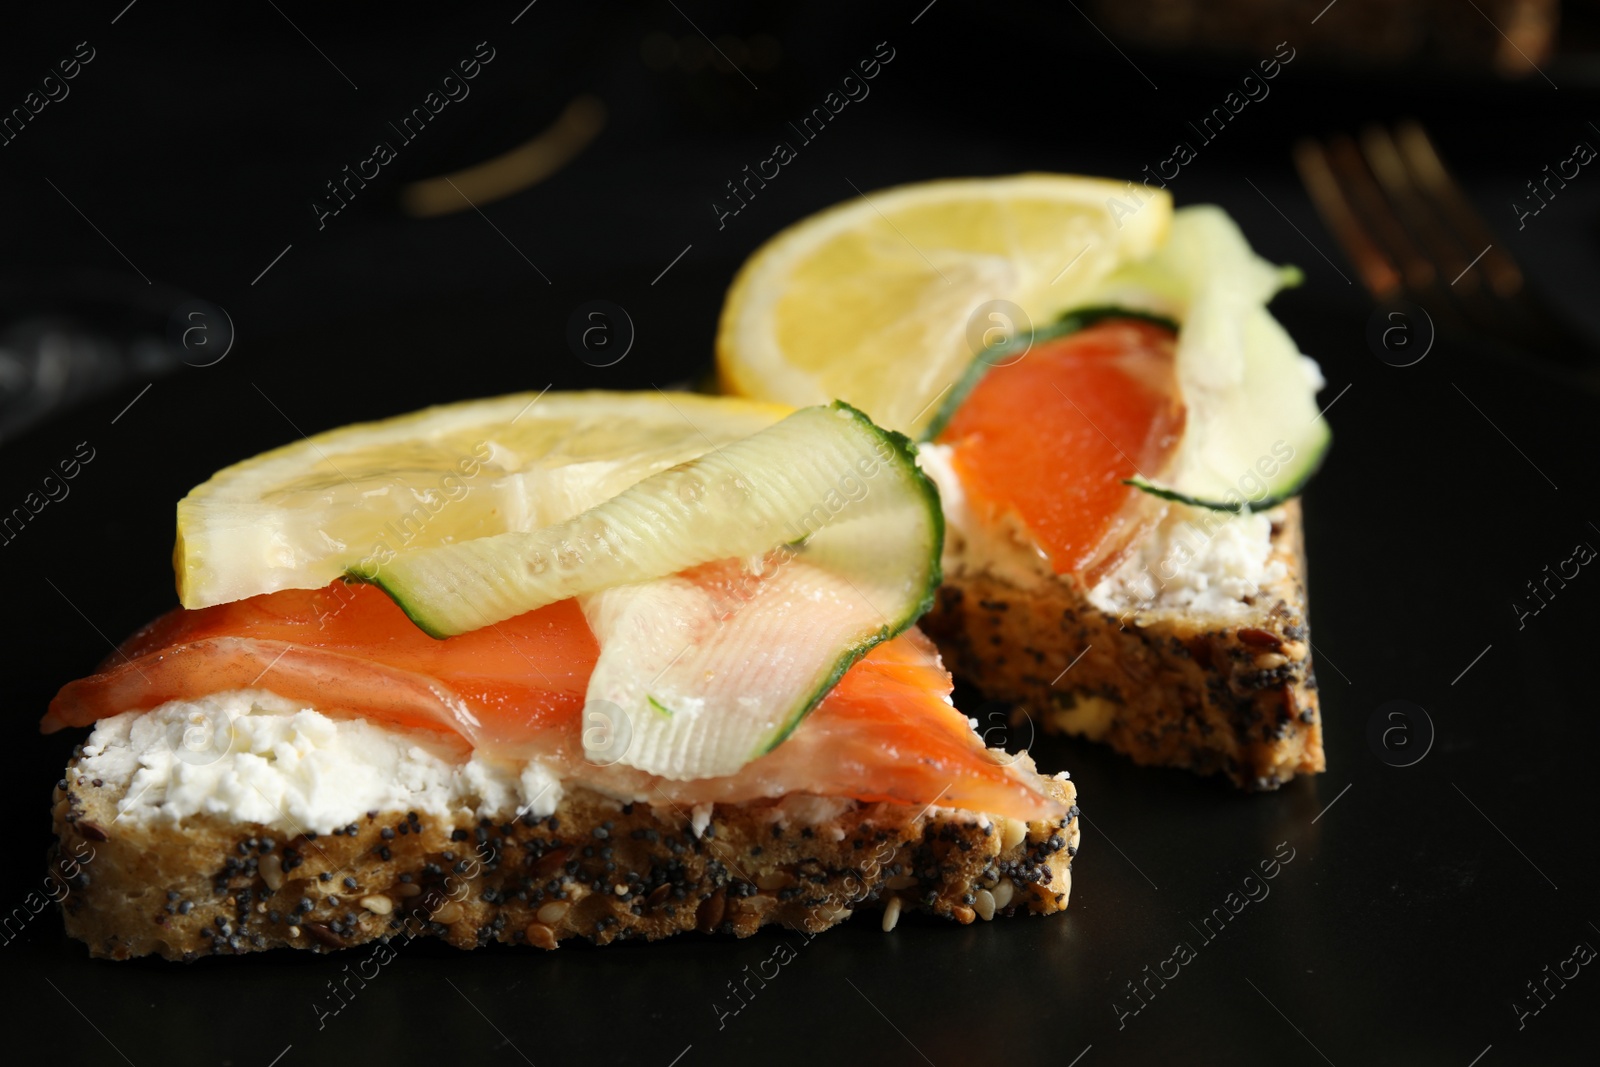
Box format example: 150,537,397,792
44,392,1078,960
717,176,1331,789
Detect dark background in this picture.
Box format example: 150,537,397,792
2,2,1598,1064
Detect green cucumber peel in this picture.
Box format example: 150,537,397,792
923,207,1331,514
358,400,944,780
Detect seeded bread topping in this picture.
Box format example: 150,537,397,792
52,754,1080,959
922,499,1323,789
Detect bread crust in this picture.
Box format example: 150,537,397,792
50,762,1079,961
923,500,1322,789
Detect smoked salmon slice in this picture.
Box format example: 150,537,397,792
47,585,597,753
938,318,1185,581
44,582,1063,822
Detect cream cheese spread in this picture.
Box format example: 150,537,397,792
74,689,564,832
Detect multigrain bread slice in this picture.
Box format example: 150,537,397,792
50,757,1079,961
922,488,1322,790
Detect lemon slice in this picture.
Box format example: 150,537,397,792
716,174,1173,436
176,391,790,609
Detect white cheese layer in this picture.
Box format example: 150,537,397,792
74,690,564,832
1087,503,1286,617
918,442,1282,617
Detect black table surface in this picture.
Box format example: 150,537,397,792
3,4,1598,1065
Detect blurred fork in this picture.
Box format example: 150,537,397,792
1293,121,1600,372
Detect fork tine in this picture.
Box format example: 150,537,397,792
1394,121,1524,298
1295,121,1600,377
1359,124,1478,293
1395,120,1597,358
1291,138,1402,300
1323,134,1438,296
